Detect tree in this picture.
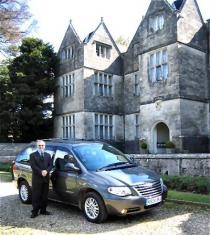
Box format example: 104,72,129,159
5,37,58,142
0,59,13,141
116,36,129,47
0,0,34,55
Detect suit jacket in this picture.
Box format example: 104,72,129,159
30,151,53,183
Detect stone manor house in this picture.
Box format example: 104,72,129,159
54,0,210,154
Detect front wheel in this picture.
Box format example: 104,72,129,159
19,181,32,204
83,192,108,223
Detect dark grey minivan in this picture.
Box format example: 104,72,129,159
13,140,167,223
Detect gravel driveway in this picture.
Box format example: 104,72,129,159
0,180,209,235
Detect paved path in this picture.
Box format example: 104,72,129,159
0,181,209,235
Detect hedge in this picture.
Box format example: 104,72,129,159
162,175,210,194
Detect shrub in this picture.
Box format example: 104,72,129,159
162,175,210,194
141,142,147,149
0,162,11,172
165,141,175,148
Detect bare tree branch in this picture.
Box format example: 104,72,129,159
0,0,34,54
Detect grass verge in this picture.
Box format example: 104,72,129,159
168,190,210,204
0,171,13,182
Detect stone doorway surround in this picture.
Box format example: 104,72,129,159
151,122,170,153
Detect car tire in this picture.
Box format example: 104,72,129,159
83,192,108,223
19,181,32,204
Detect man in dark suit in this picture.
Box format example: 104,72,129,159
30,140,53,218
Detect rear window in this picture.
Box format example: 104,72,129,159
16,146,36,164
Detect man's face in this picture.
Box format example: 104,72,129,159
37,141,45,152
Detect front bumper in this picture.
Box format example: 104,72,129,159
104,185,168,216
104,195,164,216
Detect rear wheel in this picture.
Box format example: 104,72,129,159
83,192,108,223
19,181,32,204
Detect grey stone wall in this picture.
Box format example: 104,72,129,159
0,143,28,156
139,99,181,153
139,43,180,105
178,45,208,101
129,154,210,177
177,0,207,52
83,68,123,114
124,72,140,114
1,143,209,177
180,99,208,136
55,68,84,115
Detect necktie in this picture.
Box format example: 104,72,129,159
40,152,44,161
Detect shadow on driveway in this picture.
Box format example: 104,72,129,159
0,181,209,235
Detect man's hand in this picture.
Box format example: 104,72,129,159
41,170,48,177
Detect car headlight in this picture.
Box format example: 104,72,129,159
108,186,132,196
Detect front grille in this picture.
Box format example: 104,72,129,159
134,180,162,199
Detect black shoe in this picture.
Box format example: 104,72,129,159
30,213,38,218
40,211,51,215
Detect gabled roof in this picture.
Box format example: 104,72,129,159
83,31,94,44
58,20,81,52
175,0,204,23
69,20,82,44
82,17,121,54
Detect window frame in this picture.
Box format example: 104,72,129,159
53,146,79,171
135,114,140,139
149,49,168,82
60,46,74,61
93,72,113,97
95,42,111,59
134,74,140,96
62,114,75,140
149,15,164,33
94,113,114,140
60,73,75,98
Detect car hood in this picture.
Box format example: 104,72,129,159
92,166,160,186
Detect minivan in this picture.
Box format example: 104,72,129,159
13,139,167,223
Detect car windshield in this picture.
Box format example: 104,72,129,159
72,143,130,171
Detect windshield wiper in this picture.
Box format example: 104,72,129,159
97,162,133,171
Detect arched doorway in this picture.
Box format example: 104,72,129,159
153,122,170,153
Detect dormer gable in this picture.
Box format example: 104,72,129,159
83,18,121,56
83,18,122,74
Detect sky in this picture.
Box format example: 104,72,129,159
27,0,209,52
10,0,210,53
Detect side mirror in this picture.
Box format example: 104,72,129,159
64,162,80,172
128,155,139,165
129,155,135,162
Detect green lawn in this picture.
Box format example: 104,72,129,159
168,190,210,204
0,171,13,182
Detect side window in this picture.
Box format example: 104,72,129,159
54,146,77,171
45,145,56,161
16,146,36,164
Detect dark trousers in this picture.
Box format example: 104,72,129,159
32,176,49,214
